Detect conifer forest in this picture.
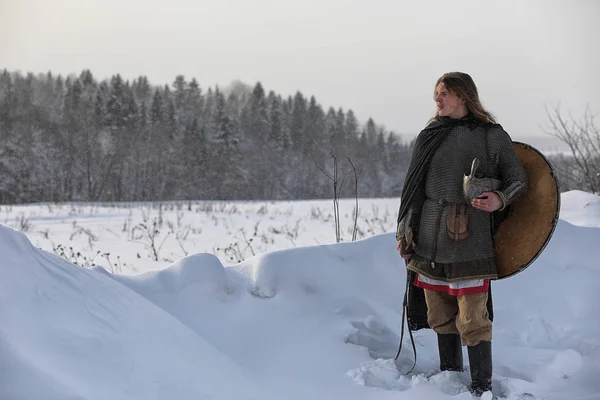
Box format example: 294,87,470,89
0,70,413,204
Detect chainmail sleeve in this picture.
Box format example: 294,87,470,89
487,127,528,209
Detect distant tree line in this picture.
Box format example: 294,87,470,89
0,69,414,204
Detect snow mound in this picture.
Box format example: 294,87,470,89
238,234,401,302
116,252,230,294
0,225,265,400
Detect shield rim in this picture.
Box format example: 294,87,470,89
495,141,561,280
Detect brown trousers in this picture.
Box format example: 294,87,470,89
423,289,492,346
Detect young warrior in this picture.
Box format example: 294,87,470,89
395,72,528,396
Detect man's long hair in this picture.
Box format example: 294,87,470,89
433,72,497,124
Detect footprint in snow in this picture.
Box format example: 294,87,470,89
344,315,401,360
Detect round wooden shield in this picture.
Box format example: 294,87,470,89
494,142,561,279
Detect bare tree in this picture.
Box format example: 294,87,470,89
544,105,600,194
313,155,363,242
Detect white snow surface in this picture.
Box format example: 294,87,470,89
1,192,600,400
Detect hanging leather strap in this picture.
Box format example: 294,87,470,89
396,199,445,374
394,269,417,375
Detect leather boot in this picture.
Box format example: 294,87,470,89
467,341,492,396
437,333,463,372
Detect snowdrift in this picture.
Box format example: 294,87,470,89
1,191,600,400
0,228,266,400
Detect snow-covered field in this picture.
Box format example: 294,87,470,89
1,192,599,400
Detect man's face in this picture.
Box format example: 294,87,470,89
435,82,465,118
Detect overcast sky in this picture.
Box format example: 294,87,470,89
1,0,598,140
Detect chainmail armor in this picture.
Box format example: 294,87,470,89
411,124,527,266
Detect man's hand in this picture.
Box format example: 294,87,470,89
471,191,503,212
397,239,416,261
